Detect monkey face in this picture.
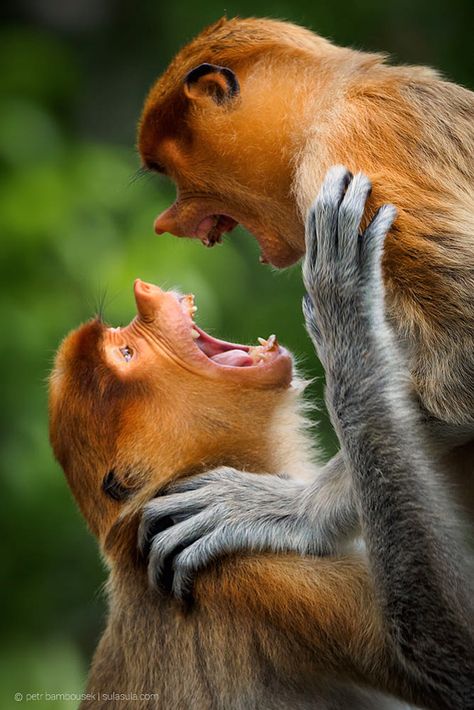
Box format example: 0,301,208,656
103,279,292,388
138,114,305,268
138,35,312,267
49,279,293,544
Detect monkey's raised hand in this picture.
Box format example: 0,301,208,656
138,166,396,600
302,165,396,380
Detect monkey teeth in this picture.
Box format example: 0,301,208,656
180,294,197,320
176,292,281,367
250,334,279,363
257,335,276,348
198,215,238,248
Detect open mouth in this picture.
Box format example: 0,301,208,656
178,293,282,368
195,214,239,247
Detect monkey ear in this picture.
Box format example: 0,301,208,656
184,63,240,105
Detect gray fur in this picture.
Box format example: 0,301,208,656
139,166,474,708
139,457,358,594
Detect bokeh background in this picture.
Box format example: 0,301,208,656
1,0,472,706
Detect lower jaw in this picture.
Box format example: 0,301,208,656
256,235,303,268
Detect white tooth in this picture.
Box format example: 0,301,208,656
191,328,200,339
267,334,276,348
190,306,198,314
257,337,267,346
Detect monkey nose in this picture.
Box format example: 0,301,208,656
134,279,164,322
154,205,185,237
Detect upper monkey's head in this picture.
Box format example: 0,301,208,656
138,17,350,267
49,280,293,549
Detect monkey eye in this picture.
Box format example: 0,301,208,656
145,160,166,175
119,346,133,362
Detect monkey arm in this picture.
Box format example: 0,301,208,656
302,166,474,707
138,453,360,597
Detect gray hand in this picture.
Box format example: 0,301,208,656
138,468,327,599
302,165,397,377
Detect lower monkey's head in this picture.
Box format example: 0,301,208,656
49,279,293,545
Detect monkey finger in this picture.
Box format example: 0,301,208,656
314,165,353,261
139,492,211,554
171,531,235,600
337,173,372,260
147,512,218,589
361,204,397,273
304,202,319,273
165,466,239,494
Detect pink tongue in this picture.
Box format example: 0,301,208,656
211,350,254,367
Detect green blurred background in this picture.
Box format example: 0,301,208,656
1,0,472,706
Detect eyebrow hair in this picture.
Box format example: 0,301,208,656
129,162,168,186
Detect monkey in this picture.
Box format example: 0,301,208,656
138,14,474,433
135,12,474,680
138,16,474,427
48,279,430,710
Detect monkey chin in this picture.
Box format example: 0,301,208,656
253,232,304,268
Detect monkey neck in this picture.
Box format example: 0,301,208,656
144,384,318,490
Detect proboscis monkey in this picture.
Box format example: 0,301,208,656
136,14,474,688
49,178,473,708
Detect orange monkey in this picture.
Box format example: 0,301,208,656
50,172,473,707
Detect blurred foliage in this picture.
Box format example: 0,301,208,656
0,0,472,706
